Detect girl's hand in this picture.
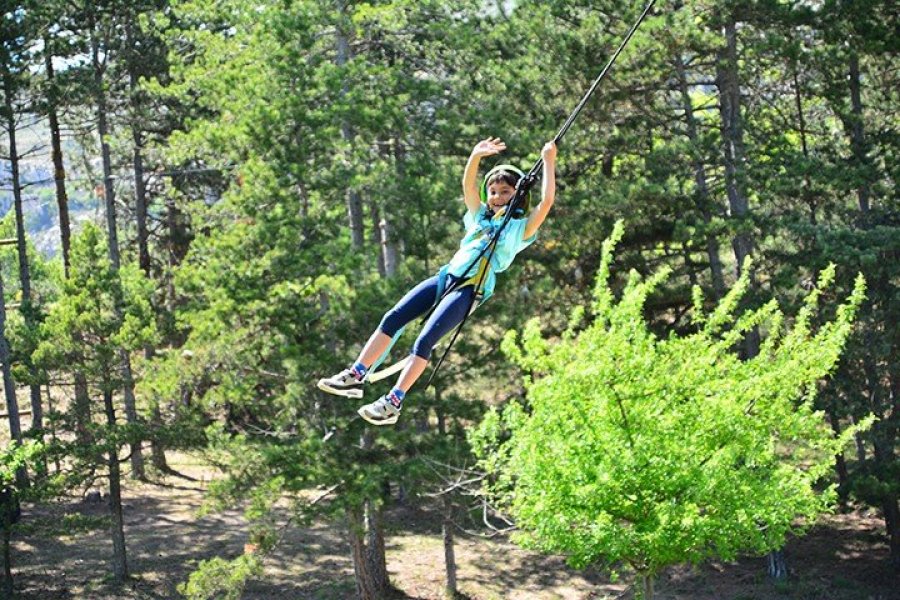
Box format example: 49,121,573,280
471,137,506,158
542,141,557,162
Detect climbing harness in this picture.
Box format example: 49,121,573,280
367,0,658,388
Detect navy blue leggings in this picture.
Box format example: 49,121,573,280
379,274,476,359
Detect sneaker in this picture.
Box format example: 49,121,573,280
358,395,401,426
317,368,364,399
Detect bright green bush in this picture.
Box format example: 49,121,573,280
471,221,872,597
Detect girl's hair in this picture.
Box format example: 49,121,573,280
486,169,522,190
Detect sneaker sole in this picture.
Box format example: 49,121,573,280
358,407,399,426
317,380,364,399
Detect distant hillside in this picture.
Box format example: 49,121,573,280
0,119,105,257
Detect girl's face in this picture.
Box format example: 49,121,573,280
487,181,516,210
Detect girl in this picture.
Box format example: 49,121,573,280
318,137,557,425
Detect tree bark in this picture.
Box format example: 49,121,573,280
872,423,899,566
145,348,168,471
716,14,759,360
882,497,900,568
0,270,27,489
127,18,151,277
792,65,817,226
90,20,145,480
73,372,92,442
718,14,776,577
365,499,389,597
132,125,150,276
44,36,72,277
673,52,725,299
2,69,44,434
121,357,144,479
1,516,12,598
348,506,379,600
442,495,457,598
102,387,128,582
827,410,850,495
637,572,654,600
767,550,787,579
371,202,386,277
849,413,867,463
847,52,869,214
43,43,90,447
358,429,389,596
716,18,753,274
336,1,364,249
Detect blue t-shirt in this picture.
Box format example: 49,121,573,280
445,203,537,300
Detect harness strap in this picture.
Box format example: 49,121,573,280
365,263,488,383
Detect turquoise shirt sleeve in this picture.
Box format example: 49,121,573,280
463,204,487,231
505,217,538,253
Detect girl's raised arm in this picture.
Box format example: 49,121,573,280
463,137,506,213
524,141,557,239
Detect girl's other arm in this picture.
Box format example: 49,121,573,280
524,141,557,239
463,137,506,213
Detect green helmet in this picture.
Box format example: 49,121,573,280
481,164,530,216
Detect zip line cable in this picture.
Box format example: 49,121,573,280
421,0,659,389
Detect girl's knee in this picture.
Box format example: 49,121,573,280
379,310,403,337
411,336,434,360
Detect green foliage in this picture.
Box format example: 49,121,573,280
30,224,157,487
0,441,44,491
177,553,262,600
472,223,872,580
34,223,157,379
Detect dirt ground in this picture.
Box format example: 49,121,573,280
8,451,900,600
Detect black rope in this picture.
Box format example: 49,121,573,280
423,0,658,389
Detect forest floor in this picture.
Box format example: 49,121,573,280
9,451,899,600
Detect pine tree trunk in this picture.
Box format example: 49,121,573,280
45,384,62,474
44,37,72,278
102,387,129,582
336,1,364,249
371,202,386,277
848,413,867,463
718,14,778,577
636,572,654,600
127,19,151,277
767,550,788,579
165,197,178,317
121,357,144,479
673,52,725,299
442,495,457,598
132,133,150,274
716,18,753,275
792,65,817,226
873,432,900,567
365,499,389,596
0,271,27,489
827,410,850,494
882,497,900,568
73,372,92,441
2,70,44,434
91,30,120,272
348,507,379,600
380,217,399,278
145,349,168,471
847,52,869,214
43,46,90,447
358,429,389,596
1,520,12,598
716,14,759,360
90,24,145,480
